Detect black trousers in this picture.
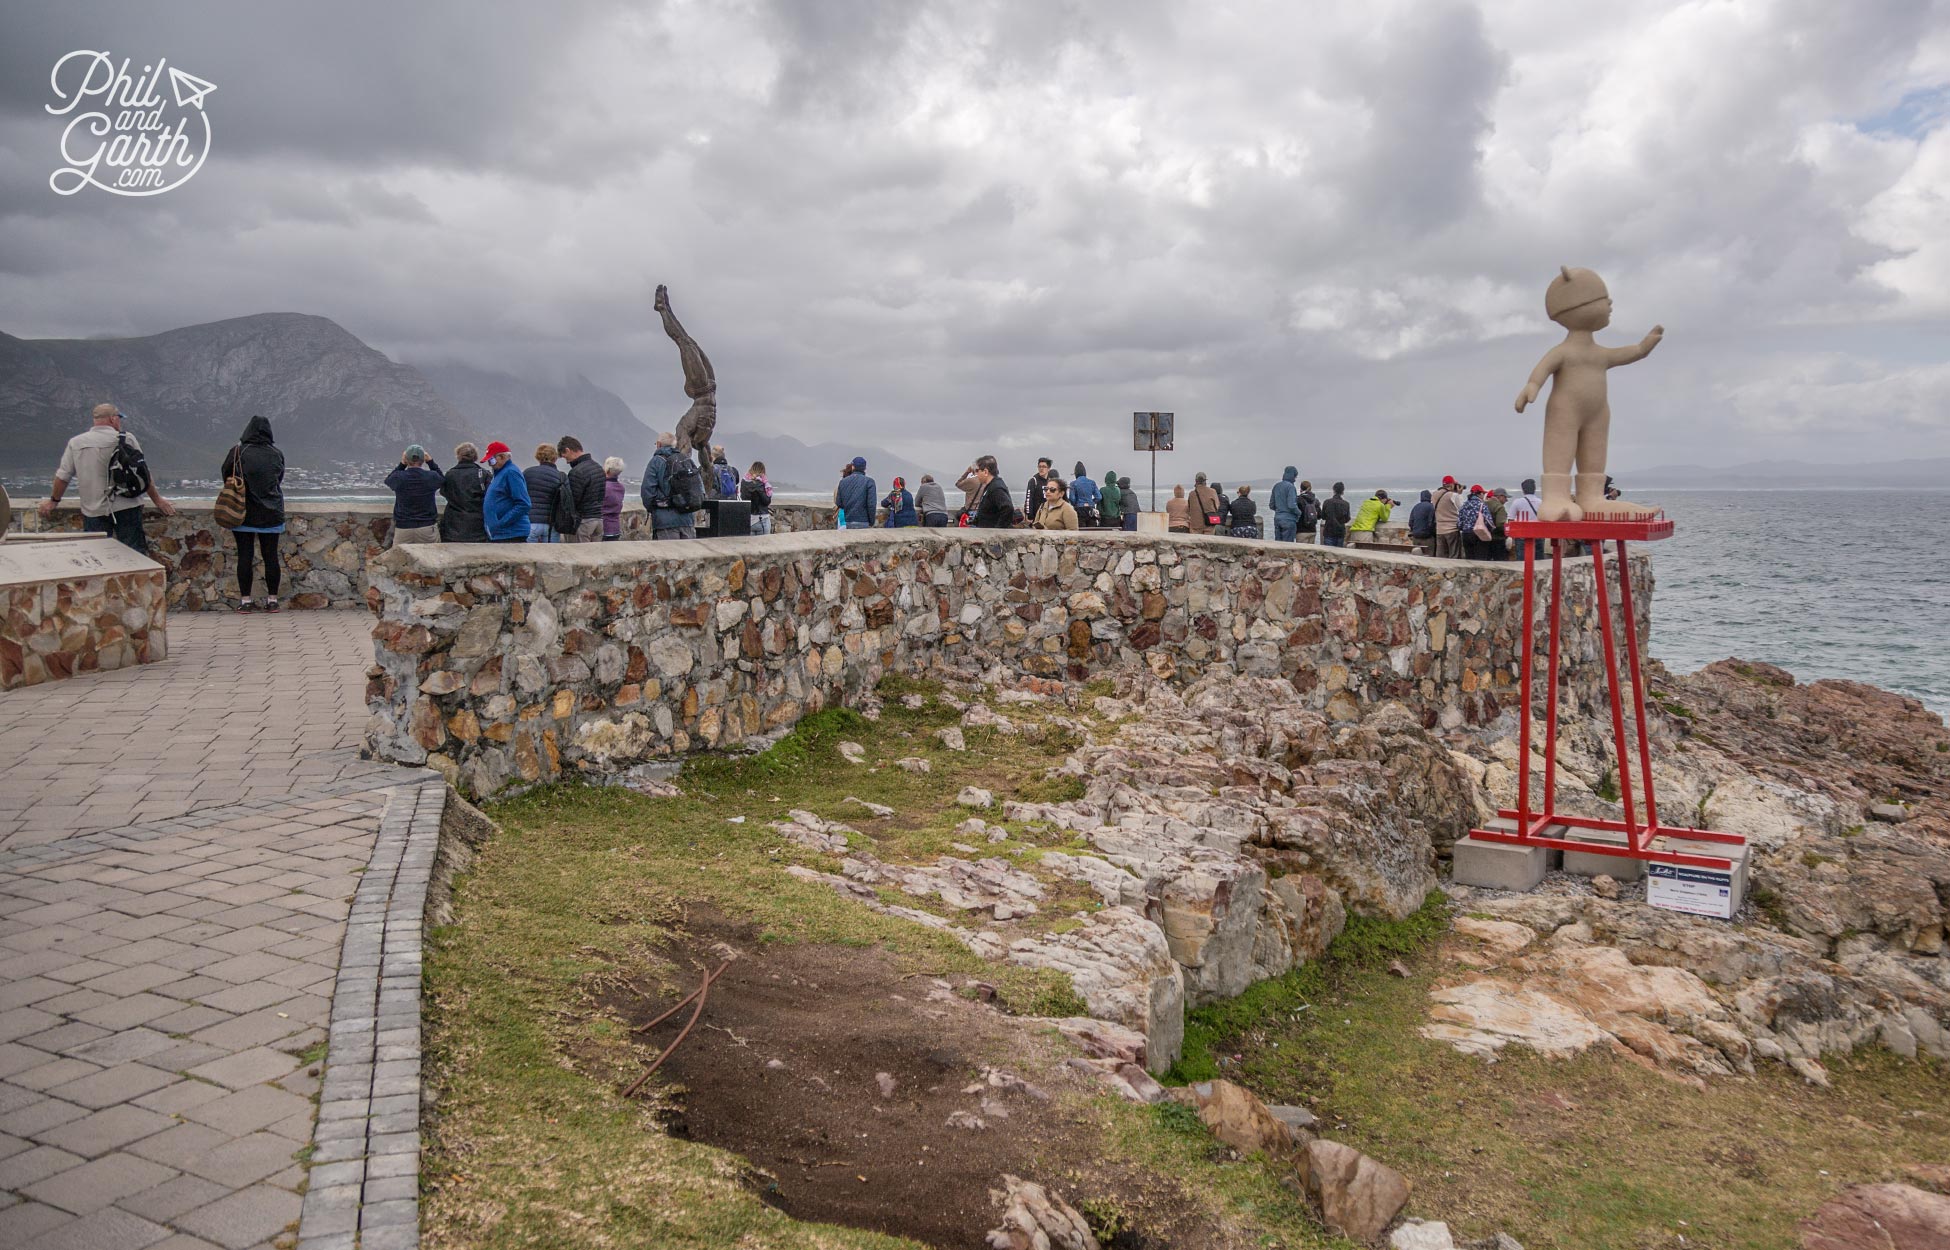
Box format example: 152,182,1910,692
234,531,281,595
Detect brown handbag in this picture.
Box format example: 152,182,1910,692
214,444,248,529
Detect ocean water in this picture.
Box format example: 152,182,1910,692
1641,489,1950,718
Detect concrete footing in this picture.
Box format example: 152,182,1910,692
1560,828,1645,881
1452,825,1557,892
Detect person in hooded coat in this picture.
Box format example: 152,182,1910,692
1068,461,1101,526
220,415,287,610
439,444,491,543
1099,469,1122,529
1408,489,1437,554
1270,466,1301,542
1166,484,1190,533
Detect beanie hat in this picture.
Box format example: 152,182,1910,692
1545,266,1608,320
484,440,511,459
851,456,867,471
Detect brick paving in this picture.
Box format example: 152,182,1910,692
0,611,438,1250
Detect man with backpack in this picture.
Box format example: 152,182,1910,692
640,431,705,540
38,404,177,554
557,436,607,542
707,444,739,500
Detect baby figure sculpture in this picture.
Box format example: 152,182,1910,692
1515,267,1662,521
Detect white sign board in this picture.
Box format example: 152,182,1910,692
1646,862,1735,920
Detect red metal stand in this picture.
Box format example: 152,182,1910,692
1466,513,1745,871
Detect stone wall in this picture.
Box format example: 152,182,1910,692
1,534,168,690
361,530,1650,798
20,499,842,612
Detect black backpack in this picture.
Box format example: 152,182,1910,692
110,433,151,500
549,473,578,534
664,451,706,512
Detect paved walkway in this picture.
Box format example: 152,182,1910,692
0,611,429,1250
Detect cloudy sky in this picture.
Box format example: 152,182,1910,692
2,0,1947,484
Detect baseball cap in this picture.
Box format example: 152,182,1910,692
484,440,511,459
1442,475,1456,485
851,456,867,471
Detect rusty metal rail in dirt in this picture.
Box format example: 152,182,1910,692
622,958,735,1098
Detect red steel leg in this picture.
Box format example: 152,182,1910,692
1614,540,1659,850
1542,540,1563,827
1589,539,1639,837
1518,537,1536,832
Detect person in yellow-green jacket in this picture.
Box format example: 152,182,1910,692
1347,488,1394,545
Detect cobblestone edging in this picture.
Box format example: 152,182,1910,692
298,778,445,1250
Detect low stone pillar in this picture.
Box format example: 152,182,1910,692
1,533,167,690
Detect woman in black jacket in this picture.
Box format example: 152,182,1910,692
220,415,287,611
1226,485,1258,538
439,443,490,542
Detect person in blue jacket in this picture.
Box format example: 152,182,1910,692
835,455,877,528
481,440,532,543
1270,466,1302,542
1068,461,1101,526
881,477,917,527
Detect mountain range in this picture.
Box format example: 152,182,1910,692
0,314,655,481
0,313,938,490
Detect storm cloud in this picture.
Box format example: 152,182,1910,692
2,0,1946,483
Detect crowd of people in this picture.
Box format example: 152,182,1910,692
35,405,1590,614
384,431,776,546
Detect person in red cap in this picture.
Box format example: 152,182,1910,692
1433,475,1464,558
480,440,532,543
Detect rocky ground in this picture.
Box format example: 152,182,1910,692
424,655,1948,1249
1432,658,1950,1086
767,657,1948,1246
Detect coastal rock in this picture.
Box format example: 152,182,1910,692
1007,907,1185,1074
1297,1138,1412,1245
1799,1183,1950,1250
985,1175,1100,1250
772,810,856,854
1171,1078,1299,1157
841,853,1044,915
1390,1221,1458,1250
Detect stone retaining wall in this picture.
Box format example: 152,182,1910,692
21,499,842,611
1,534,168,690
361,530,1650,798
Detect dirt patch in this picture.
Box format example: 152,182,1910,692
619,916,1242,1250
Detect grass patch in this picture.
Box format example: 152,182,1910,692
1154,894,1950,1250
420,679,1207,1248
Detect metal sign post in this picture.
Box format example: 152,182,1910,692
1132,412,1174,512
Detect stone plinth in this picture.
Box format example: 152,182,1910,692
1,533,167,690
362,529,1651,798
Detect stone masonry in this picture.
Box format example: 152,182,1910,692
23,500,841,613
362,529,1649,799
2,536,167,691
